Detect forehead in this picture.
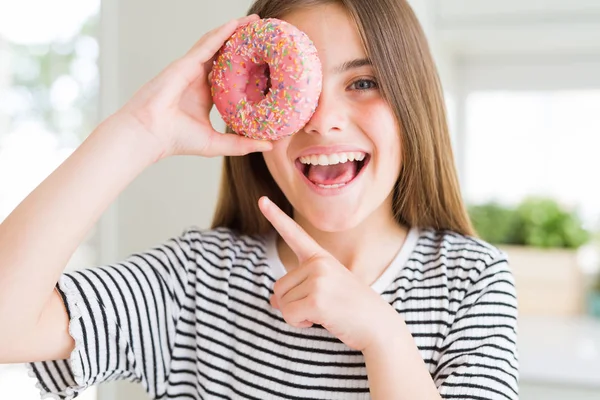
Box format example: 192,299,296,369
281,4,366,70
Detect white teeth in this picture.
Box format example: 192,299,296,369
299,151,366,166
316,183,346,189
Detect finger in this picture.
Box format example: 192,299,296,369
188,14,259,52
279,300,315,329
258,196,324,262
277,278,311,307
185,14,260,67
271,267,310,306
202,131,273,157
270,295,279,309
161,15,260,100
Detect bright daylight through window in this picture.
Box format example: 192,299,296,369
0,0,100,398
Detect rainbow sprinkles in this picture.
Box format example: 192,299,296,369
210,18,323,140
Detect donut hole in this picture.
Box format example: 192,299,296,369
262,65,272,95
246,63,272,102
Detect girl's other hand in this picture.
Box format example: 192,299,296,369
113,14,272,160
258,196,402,353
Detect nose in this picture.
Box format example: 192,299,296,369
303,86,348,135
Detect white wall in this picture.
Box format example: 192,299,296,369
437,0,600,56
0,38,10,139
97,1,253,399
459,54,600,92
104,0,254,259
408,0,456,93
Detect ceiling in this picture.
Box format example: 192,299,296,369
435,0,600,57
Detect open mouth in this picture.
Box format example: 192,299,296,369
295,152,371,189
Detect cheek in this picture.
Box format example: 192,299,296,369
361,101,401,157
363,107,402,189
383,125,402,176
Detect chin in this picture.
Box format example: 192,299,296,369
297,206,364,233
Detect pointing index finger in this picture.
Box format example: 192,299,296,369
258,196,324,263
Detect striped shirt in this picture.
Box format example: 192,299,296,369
29,226,519,399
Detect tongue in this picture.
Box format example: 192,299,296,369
307,162,358,185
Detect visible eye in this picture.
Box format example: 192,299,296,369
349,78,378,91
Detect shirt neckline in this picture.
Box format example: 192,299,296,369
264,226,420,294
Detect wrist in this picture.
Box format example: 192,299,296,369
96,112,166,164
362,305,442,400
362,303,407,357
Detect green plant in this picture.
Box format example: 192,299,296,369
468,197,590,249
514,197,589,248
467,202,520,245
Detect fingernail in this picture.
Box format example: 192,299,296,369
239,14,258,22
260,196,270,206
270,295,279,309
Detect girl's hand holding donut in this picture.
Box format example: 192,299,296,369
112,14,273,160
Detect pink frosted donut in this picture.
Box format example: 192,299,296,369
210,18,322,140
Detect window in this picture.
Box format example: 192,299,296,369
0,0,100,398
464,90,600,231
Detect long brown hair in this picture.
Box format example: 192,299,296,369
211,0,474,237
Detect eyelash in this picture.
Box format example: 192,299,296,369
348,78,378,91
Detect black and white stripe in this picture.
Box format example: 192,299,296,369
29,226,518,399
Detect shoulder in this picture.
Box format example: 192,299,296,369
413,228,514,293
179,226,269,267
417,228,506,264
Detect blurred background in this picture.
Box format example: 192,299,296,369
1,0,599,399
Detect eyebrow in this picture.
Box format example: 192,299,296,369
332,58,372,74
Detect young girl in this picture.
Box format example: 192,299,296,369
0,0,518,399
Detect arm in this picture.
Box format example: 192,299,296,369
0,13,269,364
0,119,160,363
363,304,442,400
363,257,518,400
